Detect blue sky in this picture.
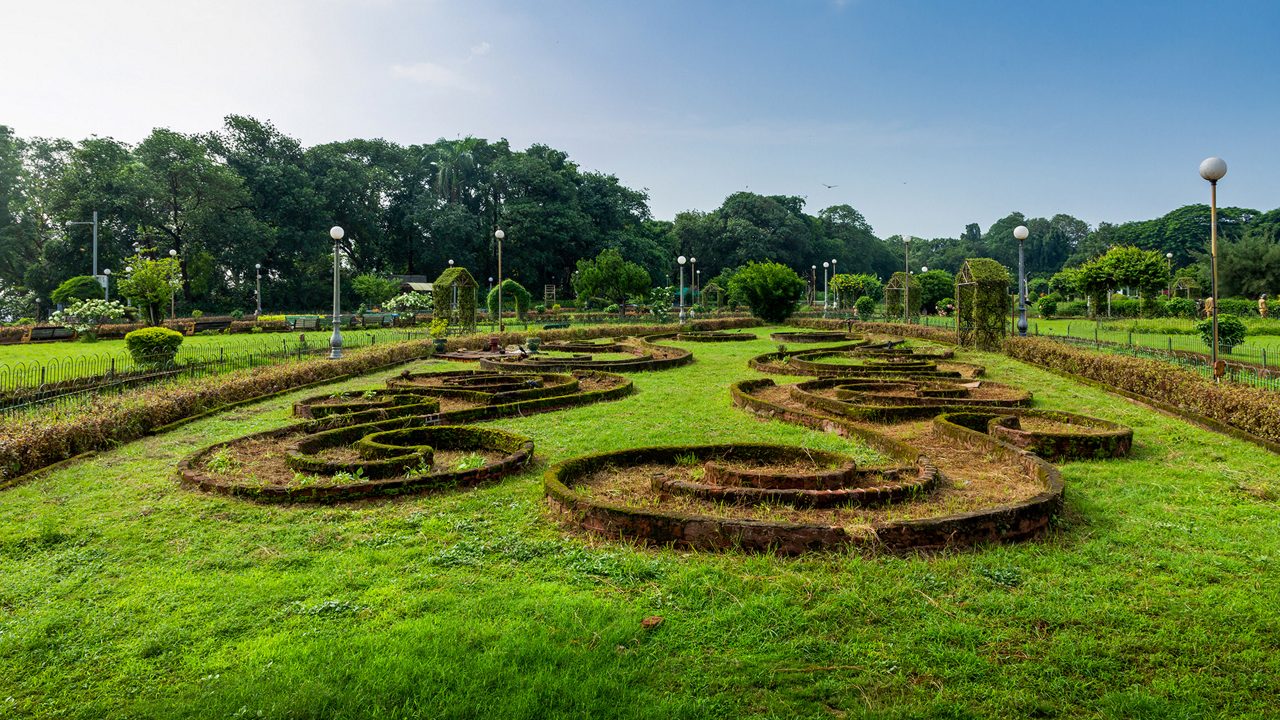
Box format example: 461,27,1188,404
3,0,1278,238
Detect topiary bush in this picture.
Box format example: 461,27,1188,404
125,326,185,366
1199,314,1247,354
1037,296,1058,319
956,258,1011,350
854,295,876,318
51,276,105,305
727,261,805,324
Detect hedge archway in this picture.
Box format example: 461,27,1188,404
956,258,1011,350
486,279,533,320
884,272,922,319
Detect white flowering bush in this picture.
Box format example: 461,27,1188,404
50,299,128,335
383,292,433,314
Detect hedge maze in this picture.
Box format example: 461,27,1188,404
547,336,1133,553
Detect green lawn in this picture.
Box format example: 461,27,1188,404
918,315,1280,362
0,328,430,368
1,329,1277,718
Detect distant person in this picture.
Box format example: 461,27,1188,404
1203,297,1215,318
1259,294,1269,319
1196,298,1204,317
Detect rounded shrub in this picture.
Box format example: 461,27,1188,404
854,295,876,318
125,326,185,366
1198,314,1246,354
727,262,805,324
1037,296,1058,318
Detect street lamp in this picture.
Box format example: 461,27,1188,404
902,236,911,323
329,226,344,360
677,255,687,322
811,265,817,306
1200,156,1228,377
102,268,111,301
690,257,697,308
255,263,263,317
494,228,505,332
168,249,179,320
830,258,838,311
66,211,100,277
1166,252,1174,296
1014,225,1029,336
822,261,829,318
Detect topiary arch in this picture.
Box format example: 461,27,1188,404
884,272,922,320
956,258,1011,350
432,267,478,331
487,279,533,321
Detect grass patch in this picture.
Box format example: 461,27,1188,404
0,331,1277,718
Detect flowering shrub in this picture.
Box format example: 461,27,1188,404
384,292,433,314
50,299,128,335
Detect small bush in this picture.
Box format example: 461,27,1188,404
51,276,104,305
229,309,244,320
603,303,620,314
728,262,805,324
1166,297,1197,318
190,309,204,319
1037,297,1058,319
854,295,876,318
125,327,185,366
1198,314,1247,353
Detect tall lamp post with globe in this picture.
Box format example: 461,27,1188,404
168,249,179,319
677,255,687,322
494,228,506,332
1200,156,1227,377
329,226,344,360
822,261,829,318
1014,224,1029,336
255,263,262,317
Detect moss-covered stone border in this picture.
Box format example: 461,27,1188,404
675,331,758,342
769,331,861,343
179,424,533,503
934,411,1133,462
724,378,1065,551
477,334,693,373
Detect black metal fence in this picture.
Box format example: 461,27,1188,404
0,329,430,416
847,312,1280,392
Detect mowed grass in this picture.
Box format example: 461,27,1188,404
1,328,1278,719
0,327,429,369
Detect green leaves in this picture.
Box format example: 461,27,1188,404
727,261,805,324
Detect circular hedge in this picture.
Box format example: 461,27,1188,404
180,422,533,502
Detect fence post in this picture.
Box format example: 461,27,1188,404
110,357,115,378
1263,348,1267,368
249,353,254,369
40,365,46,386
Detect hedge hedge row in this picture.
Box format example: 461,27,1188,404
1003,336,1280,446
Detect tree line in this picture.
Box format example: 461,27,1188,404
3,117,1279,320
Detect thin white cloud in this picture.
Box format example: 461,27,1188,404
389,62,471,90
469,41,491,57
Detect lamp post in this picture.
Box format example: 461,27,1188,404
830,259,838,311
811,265,817,306
1014,225,1029,336
329,226,344,360
255,263,262,317
902,236,911,322
66,211,99,278
168,249,178,320
822,262,829,318
494,229,505,332
1200,156,1228,377
103,268,111,301
1166,252,1174,296
677,255,687,322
